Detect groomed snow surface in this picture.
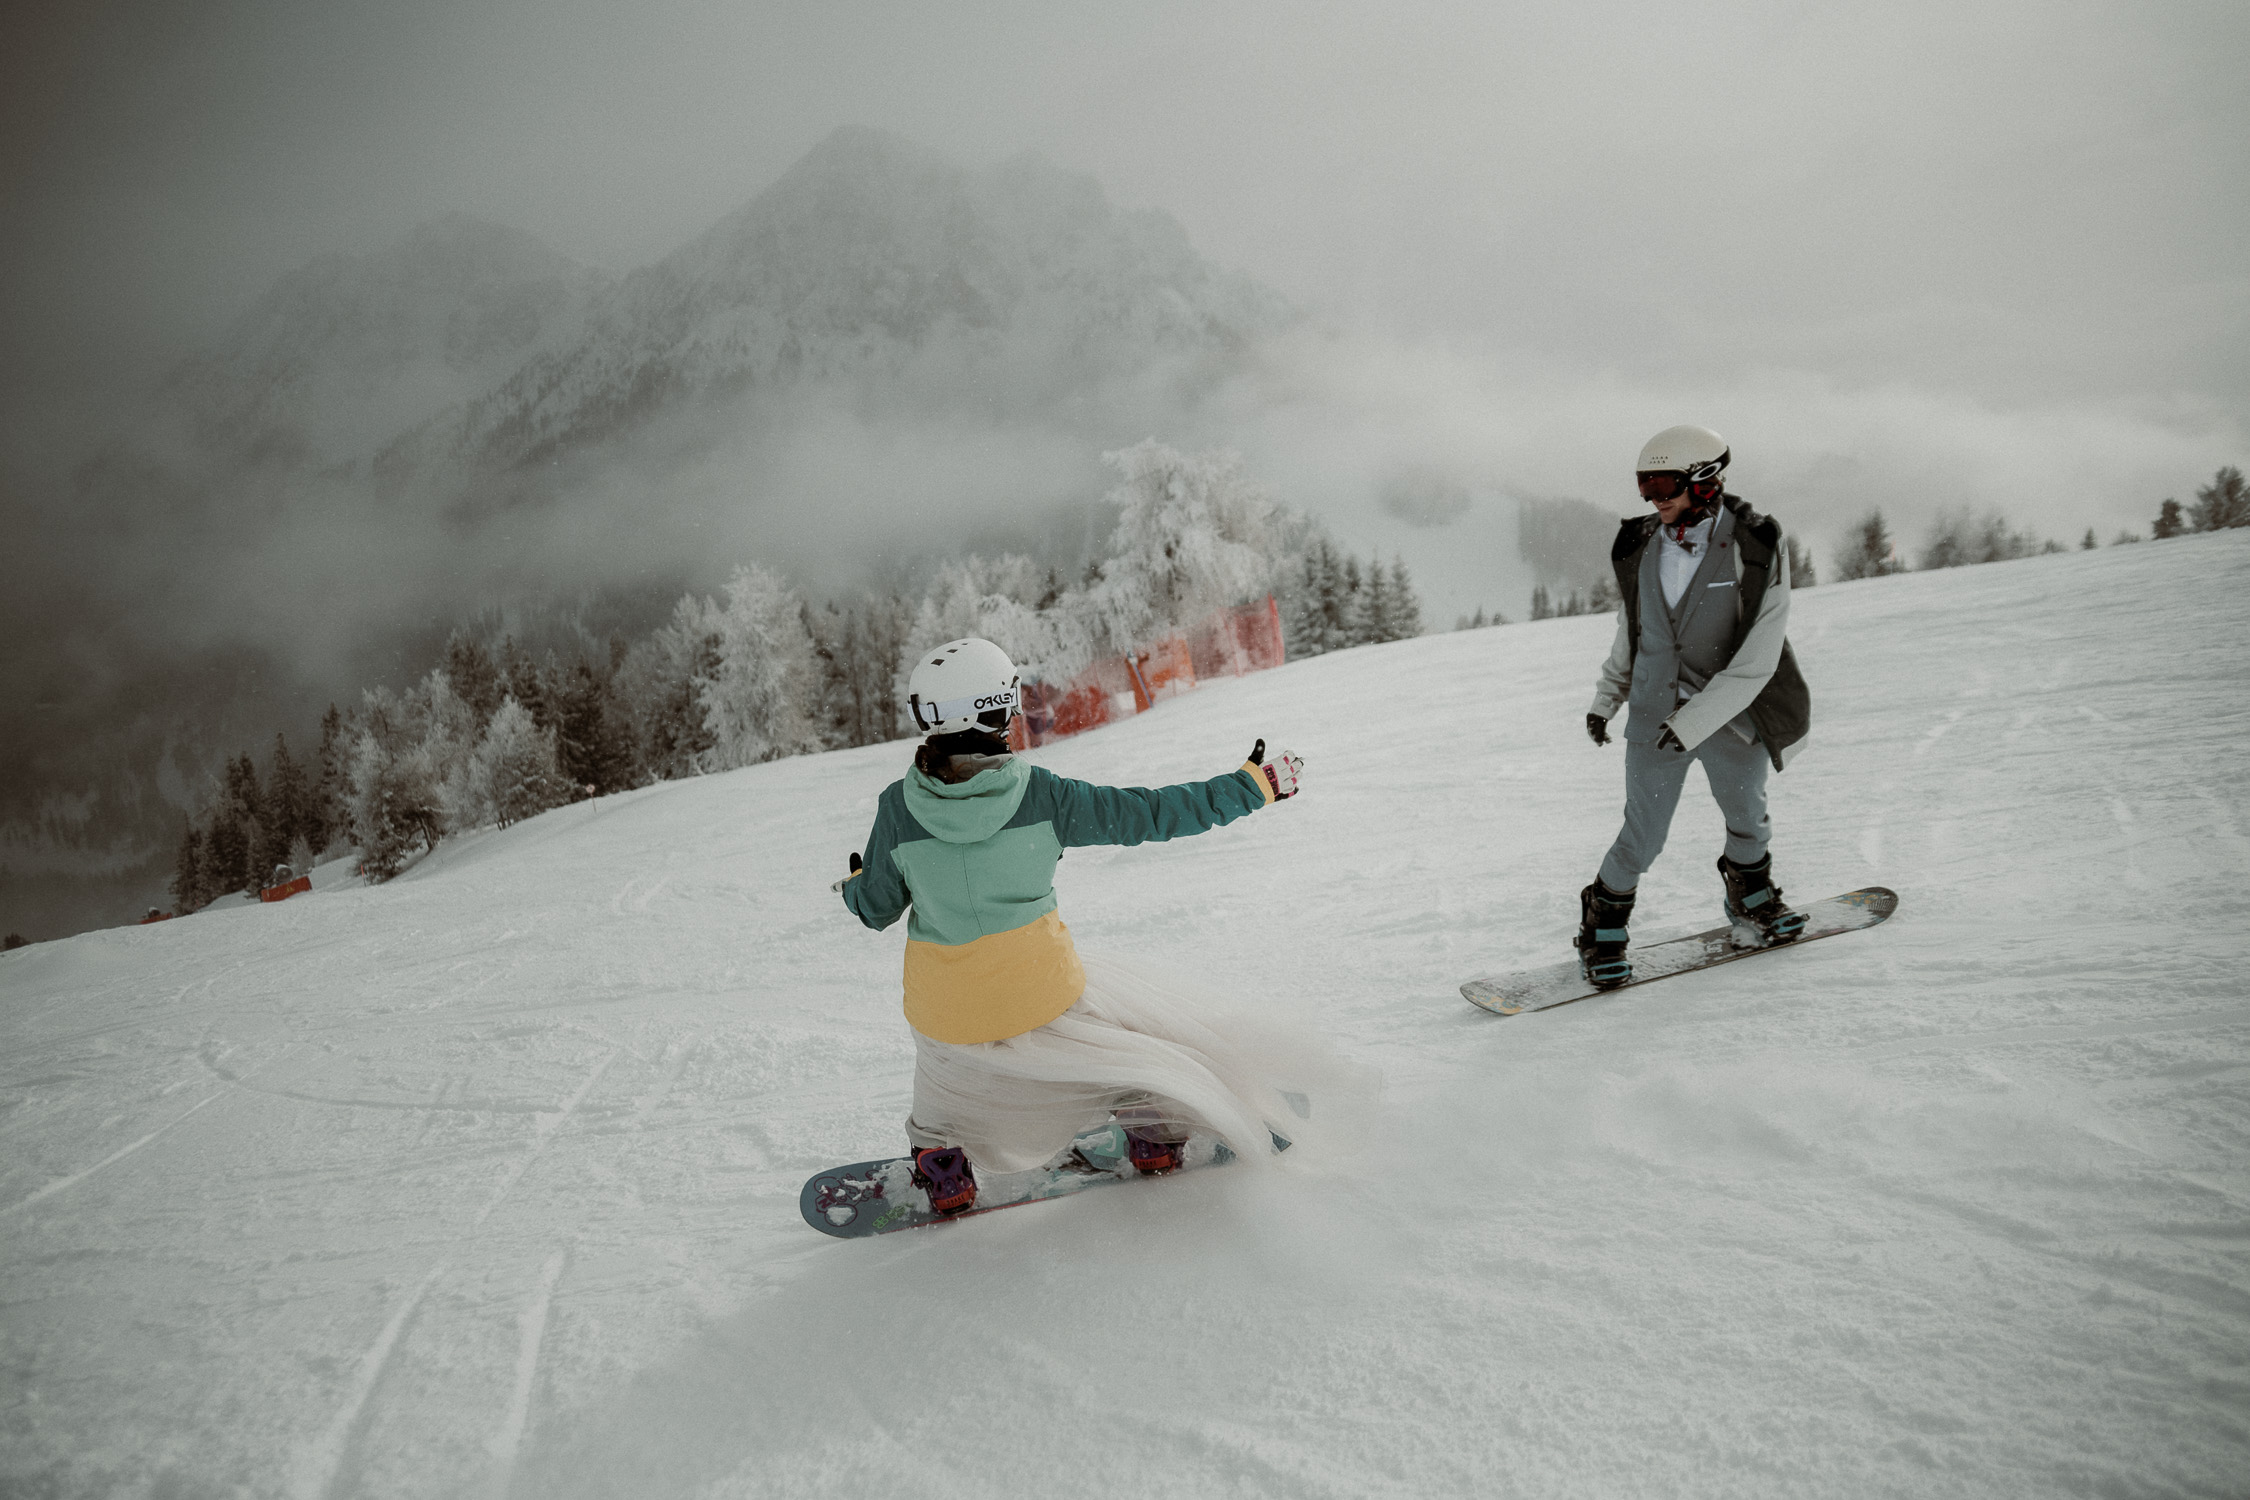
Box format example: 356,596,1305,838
5,532,2248,1499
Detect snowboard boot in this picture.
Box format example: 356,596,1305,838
1122,1123,1186,1175
1718,853,1808,947
910,1147,978,1214
1574,880,1636,989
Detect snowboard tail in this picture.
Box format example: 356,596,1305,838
800,1123,1281,1238
1462,887,1898,1017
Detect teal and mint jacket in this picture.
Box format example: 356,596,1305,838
841,756,1273,1044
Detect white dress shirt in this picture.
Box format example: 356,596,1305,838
1657,515,1716,610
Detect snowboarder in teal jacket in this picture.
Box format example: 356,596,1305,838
839,637,1303,1214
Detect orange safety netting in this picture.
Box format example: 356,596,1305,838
1010,596,1284,751
259,875,311,904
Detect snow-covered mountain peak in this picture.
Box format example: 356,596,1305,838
158,213,608,468
405,127,1293,475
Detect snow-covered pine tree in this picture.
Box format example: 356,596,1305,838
808,603,852,752
1285,545,1331,659
309,704,346,856
549,661,590,793
1359,555,1394,644
609,596,722,780
444,633,506,734
225,755,266,896
345,724,446,881
2153,499,2184,539
403,669,482,835
1337,556,1367,646
596,644,646,788
170,822,206,914
700,564,821,770
811,594,916,749
1785,535,1818,587
501,638,553,732
1530,584,1553,621
906,555,1097,697
862,591,919,742
553,660,632,794
258,733,307,880
1835,511,1903,580
1082,442,1280,657
2191,466,2248,531
1921,509,2043,569
1317,541,1352,652
1919,516,1964,569
343,680,458,879
468,698,571,828
1388,557,1423,638
198,804,242,904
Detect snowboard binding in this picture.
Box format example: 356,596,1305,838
1718,854,1807,948
910,1146,978,1214
1574,880,1637,989
1122,1123,1186,1174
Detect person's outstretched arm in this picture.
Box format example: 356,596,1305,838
1046,740,1299,849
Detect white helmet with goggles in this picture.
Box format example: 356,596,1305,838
907,638,1021,737
1635,424,1731,503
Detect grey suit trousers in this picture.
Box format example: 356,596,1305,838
1598,731,1771,892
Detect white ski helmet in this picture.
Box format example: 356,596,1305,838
907,638,1021,737
1636,424,1730,488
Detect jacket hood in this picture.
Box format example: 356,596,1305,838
902,755,1032,844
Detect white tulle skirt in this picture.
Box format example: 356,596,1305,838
907,952,1346,1175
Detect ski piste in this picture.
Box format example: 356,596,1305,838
801,1122,1286,1238
1462,887,1899,1016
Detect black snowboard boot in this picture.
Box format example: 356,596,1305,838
1574,880,1637,988
1718,853,1807,947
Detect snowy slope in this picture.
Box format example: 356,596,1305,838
5,533,2248,1499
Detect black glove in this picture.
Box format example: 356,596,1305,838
849,852,862,875
1585,714,1611,747
1656,726,1686,752
1247,738,1265,764
832,851,863,894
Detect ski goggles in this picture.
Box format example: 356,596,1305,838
1637,461,1725,501
908,684,1020,732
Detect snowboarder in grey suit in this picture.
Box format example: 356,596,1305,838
1578,425,1813,987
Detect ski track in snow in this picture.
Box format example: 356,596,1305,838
3,532,2250,1498
482,1248,567,1500
290,1258,449,1500
0,1090,224,1216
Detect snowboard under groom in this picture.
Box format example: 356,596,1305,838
1577,424,1814,987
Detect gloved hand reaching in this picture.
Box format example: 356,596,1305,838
1586,713,1611,747
1656,725,1686,752
830,851,863,893
1247,738,1304,800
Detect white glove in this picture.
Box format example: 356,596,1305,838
1249,739,1303,800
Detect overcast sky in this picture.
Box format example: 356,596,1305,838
5,0,2245,533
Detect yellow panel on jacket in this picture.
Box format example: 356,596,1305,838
902,909,1087,1044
